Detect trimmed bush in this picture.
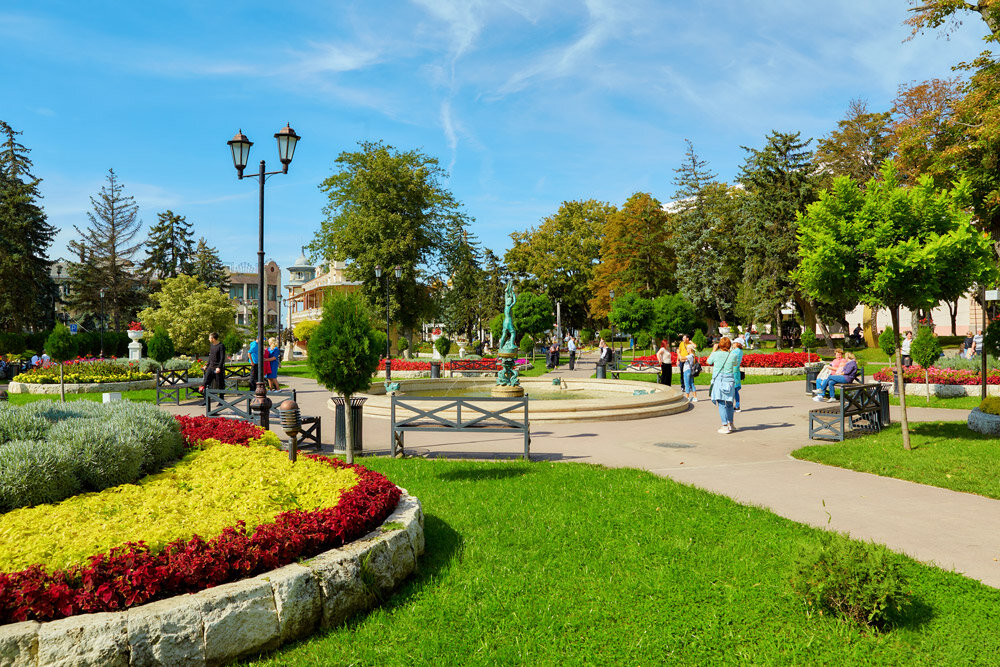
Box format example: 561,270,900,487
692,329,708,350
435,335,452,358
599,328,612,343
0,402,183,511
979,397,1000,416
793,535,910,630
519,334,534,356
146,326,175,363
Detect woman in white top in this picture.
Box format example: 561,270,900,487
655,339,672,386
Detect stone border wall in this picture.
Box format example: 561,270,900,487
0,490,424,667
901,383,1000,397
7,379,156,395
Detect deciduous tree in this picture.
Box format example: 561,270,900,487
815,98,892,186
796,162,997,449
137,275,236,355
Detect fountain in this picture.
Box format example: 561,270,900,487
493,281,524,398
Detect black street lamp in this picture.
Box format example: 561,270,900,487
99,287,106,359
609,289,616,366
228,123,301,429
375,264,403,380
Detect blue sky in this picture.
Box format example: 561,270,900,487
0,1,990,275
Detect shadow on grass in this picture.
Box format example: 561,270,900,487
437,465,533,481
904,421,992,441
890,595,935,632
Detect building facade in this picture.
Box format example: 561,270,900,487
286,255,362,330
226,260,282,333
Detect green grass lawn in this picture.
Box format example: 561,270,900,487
250,457,1000,665
793,422,1000,499
888,393,982,411
5,389,159,405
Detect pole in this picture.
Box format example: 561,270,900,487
982,286,988,401
99,290,105,358
556,301,562,343
385,275,392,381
251,159,272,430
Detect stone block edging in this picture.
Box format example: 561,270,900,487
968,408,1000,434
0,489,424,667
7,379,156,395
901,383,1000,397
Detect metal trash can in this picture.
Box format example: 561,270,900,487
333,396,367,454
595,363,607,380
805,368,820,395
430,361,441,379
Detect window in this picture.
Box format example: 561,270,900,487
237,314,245,325
267,285,277,302
246,285,258,300
229,286,243,300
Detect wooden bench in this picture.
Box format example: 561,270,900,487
390,395,530,460
808,383,889,441
447,359,499,377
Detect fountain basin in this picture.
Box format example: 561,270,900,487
348,377,689,423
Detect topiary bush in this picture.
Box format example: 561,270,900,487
397,336,409,353
879,327,896,358
800,328,819,351
792,535,911,630
979,396,1000,416
519,334,534,356
692,329,708,350
599,328,612,344
435,335,452,358
0,402,183,511
146,326,176,363
580,329,593,344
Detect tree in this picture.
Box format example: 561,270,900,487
45,324,78,402
189,238,230,292
671,142,743,322
0,121,57,332
905,0,1000,41
310,140,467,335
737,131,823,344
137,275,236,355
308,291,381,464
440,224,482,342
814,98,892,186
911,326,943,404
887,78,964,189
66,169,145,332
511,291,553,358
141,210,195,282
294,319,320,344
651,293,701,343
589,192,675,319
146,325,176,363
608,292,654,343
505,199,613,329
796,162,997,449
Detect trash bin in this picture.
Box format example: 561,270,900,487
595,363,607,380
333,396,367,455
805,368,820,395
430,360,441,379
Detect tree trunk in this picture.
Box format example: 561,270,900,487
891,307,912,450
60,364,65,403
946,298,959,336
344,393,355,464
775,307,783,351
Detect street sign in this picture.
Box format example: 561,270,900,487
69,323,78,334
986,290,999,301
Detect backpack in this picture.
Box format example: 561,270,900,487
690,357,702,377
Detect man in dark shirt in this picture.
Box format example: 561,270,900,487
962,332,975,359
203,331,226,394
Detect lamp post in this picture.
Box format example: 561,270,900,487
99,288,106,359
277,295,283,345
375,264,403,380
609,289,616,367
228,123,301,430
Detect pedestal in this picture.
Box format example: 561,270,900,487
493,350,523,397
128,341,142,361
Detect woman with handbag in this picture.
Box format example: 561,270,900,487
707,337,740,434
733,338,745,412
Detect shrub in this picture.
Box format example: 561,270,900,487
519,335,534,355
800,328,819,350
0,402,183,511
692,329,708,349
979,397,1000,416
878,327,896,358
163,357,193,371
435,335,452,358
580,329,593,344
294,319,321,343
0,332,26,356
146,326,176,363
599,328,612,344
397,336,409,352
636,332,652,351
793,535,910,630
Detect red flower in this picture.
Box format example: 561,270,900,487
127,321,143,332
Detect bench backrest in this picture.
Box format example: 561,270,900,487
391,395,528,430
156,368,190,386
840,383,882,415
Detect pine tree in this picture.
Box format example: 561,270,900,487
0,121,57,332
66,169,145,332
190,237,230,291
142,210,195,282
440,223,482,341
670,140,741,322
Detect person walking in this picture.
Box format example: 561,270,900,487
682,343,698,402
567,335,577,370
199,331,226,404
707,337,740,433
656,339,672,386
266,337,281,390
901,331,913,367
732,337,745,412
814,351,859,402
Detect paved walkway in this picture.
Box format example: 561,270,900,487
159,353,1000,589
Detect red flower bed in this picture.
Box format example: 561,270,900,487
872,366,1000,385
0,418,401,624
378,358,503,371
175,414,265,447
634,351,817,367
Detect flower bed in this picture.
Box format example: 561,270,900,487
12,359,153,385
872,366,1000,385
0,415,401,625
635,351,818,367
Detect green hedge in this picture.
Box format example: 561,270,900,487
0,402,183,511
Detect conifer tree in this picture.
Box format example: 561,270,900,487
190,237,230,291
440,224,482,342
0,121,57,332
142,210,195,282
66,169,144,332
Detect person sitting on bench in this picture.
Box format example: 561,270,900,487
813,352,858,402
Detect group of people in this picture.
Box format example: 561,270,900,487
197,333,281,403
810,349,860,402
961,329,985,360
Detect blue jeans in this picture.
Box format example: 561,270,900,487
816,374,848,399
734,385,741,410
717,400,734,425
682,368,694,393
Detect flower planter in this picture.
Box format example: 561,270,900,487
968,408,1000,435
127,330,144,342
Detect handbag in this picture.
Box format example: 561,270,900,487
740,370,746,381
690,358,702,377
